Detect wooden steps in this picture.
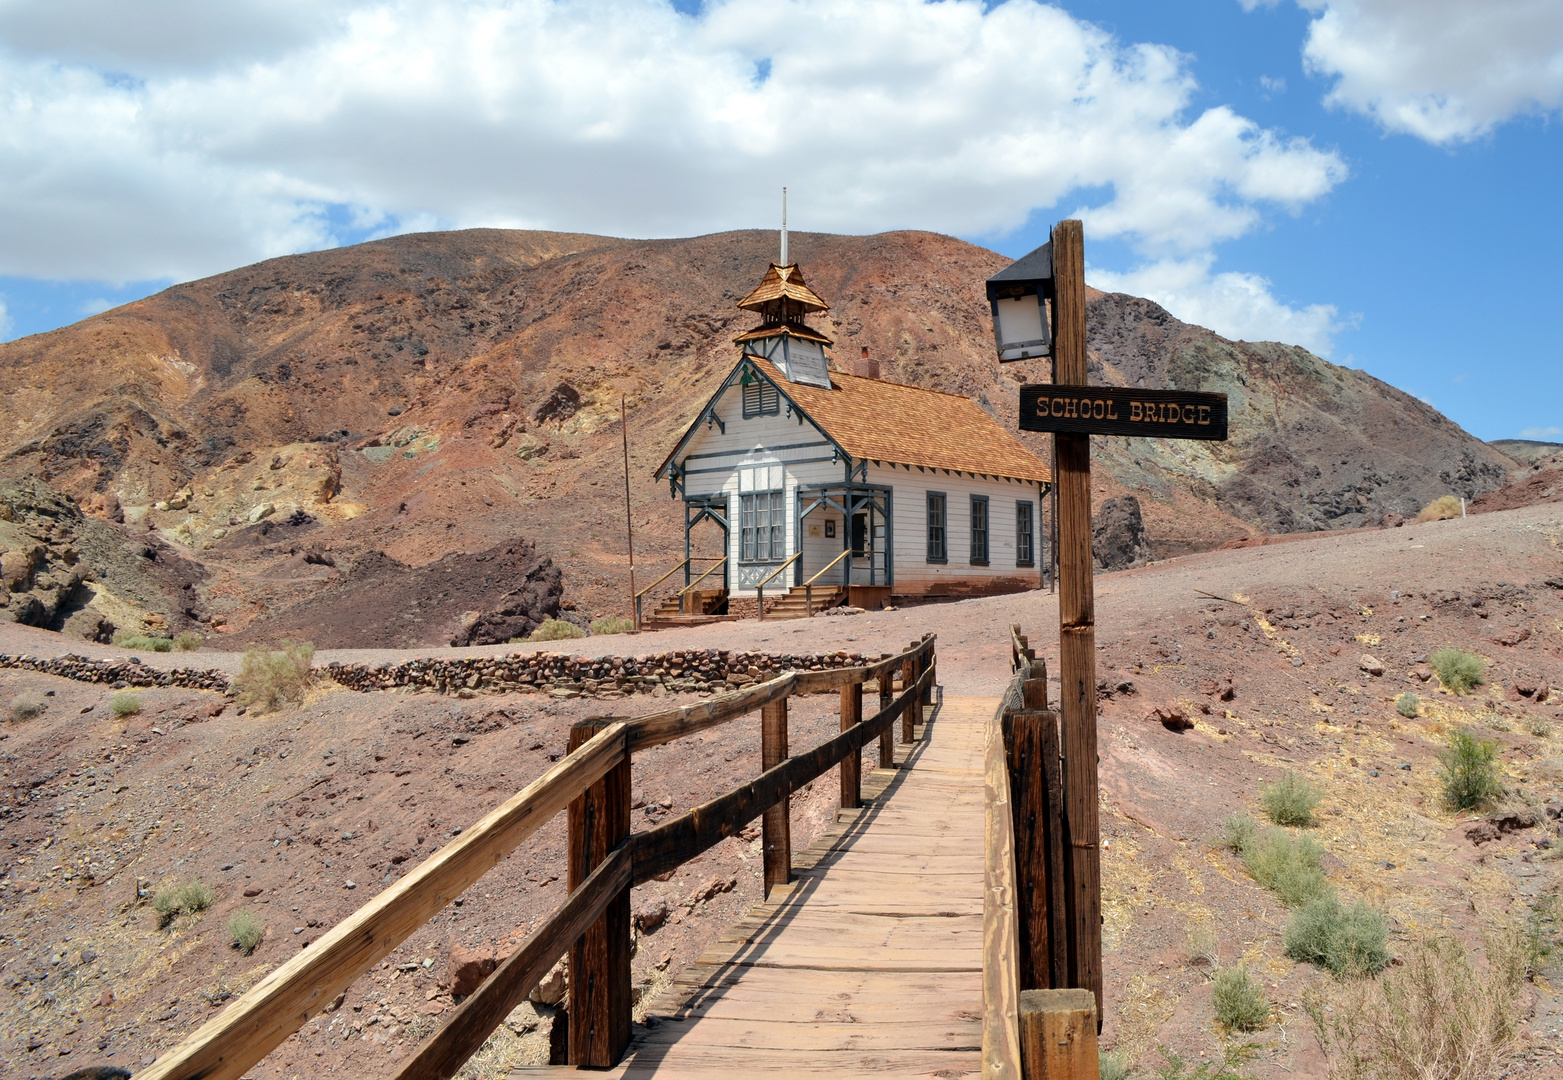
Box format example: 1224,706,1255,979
511,698,994,1078
643,590,732,629
762,584,847,620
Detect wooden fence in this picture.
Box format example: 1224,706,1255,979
136,635,938,1080
983,625,1100,1080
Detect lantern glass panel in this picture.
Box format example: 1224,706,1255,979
996,295,1046,349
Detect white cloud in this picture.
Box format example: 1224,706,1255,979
0,298,10,339
1090,255,1346,357
1263,0,1563,143
1519,426,1563,440
78,297,115,317
0,0,1347,290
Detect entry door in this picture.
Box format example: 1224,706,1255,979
851,513,868,557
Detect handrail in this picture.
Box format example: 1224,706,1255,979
634,558,690,602
676,555,729,603
803,546,852,588
136,722,630,1080
147,635,937,1080
755,551,803,620
801,547,855,616
984,678,1023,1080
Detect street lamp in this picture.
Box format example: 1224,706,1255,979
985,240,1054,362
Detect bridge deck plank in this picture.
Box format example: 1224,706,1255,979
512,696,994,1077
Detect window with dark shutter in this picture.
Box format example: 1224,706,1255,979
926,492,947,563
1016,500,1034,567
970,495,989,565
742,380,779,418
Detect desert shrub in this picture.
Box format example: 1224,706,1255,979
113,631,174,652
152,880,215,927
1430,647,1484,695
1260,770,1322,827
1284,895,1389,976
589,615,634,636
1220,812,1258,853
1437,728,1503,811
1416,495,1462,522
1395,692,1420,719
529,618,585,641
1152,1044,1256,1080
1307,931,1525,1080
1098,1050,1131,1080
1185,922,1218,968
110,692,143,717
1213,964,1270,1031
1241,828,1332,907
1484,713,1511,732
173,630,204,651
228,909,265,954
9,693,45,721
234,640,314,714
1525,715,1554,738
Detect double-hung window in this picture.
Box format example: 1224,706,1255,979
970,495,989,565
926,492,947,563
1016,500,1035,567
739,464,786,562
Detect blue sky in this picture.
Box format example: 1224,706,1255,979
0,0,1559,442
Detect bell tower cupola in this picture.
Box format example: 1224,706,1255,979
733,189,834,389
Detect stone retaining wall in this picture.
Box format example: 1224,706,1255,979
0,653,231,692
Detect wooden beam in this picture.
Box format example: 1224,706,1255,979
567,723,632,1067
1018,988,1099,1080
761,698,791,898
1051,217,1103,1023
134,723,628,1080
982,696,1022,1080
840,682,862,809
391,845,630,1080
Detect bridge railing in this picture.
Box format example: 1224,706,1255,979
137,634,937,1080
984,625,1099,1080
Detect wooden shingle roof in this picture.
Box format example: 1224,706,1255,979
736,264,829,315
747,357,1050,484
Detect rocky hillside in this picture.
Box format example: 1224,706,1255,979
0,229,1514,643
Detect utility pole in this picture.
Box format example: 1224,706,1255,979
621,394,637,628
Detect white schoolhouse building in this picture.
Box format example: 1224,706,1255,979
652,252,1051,620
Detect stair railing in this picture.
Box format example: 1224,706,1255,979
801,547,853,616
674,556,729,614
753,551,802,621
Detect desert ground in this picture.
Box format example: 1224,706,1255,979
1,501,1560,1079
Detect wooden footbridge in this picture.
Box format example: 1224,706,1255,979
137,629,1100,1080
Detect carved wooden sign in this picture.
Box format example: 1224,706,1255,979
1018,385,1229,441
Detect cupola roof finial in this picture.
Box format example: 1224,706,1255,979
780,186,788,266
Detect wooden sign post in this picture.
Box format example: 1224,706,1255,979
995,220,1229,1028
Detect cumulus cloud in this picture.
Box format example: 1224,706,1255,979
1251,0,1563,143
1519,426,1563,440
0,0,1347,297
0,298,10,339
1090,255,1346,357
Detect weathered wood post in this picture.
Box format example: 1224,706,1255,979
565,721,631,1067
901,642,919,743
878,658,894,768
1018,988,1099,1080
1004,659,1068,993
840,681,863,809
761,698,791,897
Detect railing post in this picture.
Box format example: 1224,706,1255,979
566,722,631,1068
878,660,894,768
839,681,862,809
761,698,790,897
757,584,765,621
805,583,812,617
922,638,936,707
901,641,919,743
1019,988,1098,1080
1006,660,1067,993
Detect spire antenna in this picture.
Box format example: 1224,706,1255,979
780,187,788,266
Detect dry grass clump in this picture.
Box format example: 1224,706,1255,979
10,692,45,721
1306,930,1526,1080
1097,1050,1131,1080
1213,964,1270,1031
1437,728,1503,811
113,631,173,652
174,630,204,651
1416,495,1462,522
529,618,585,641
235,640,314,714
153,880,215,927
1185,922,1219,968
1284,896,1389,976
1260,770,1323,827
589,615,634,635
1430,647,1485,695
228,910,265,954
110,692,143,717
1525,715,1554,738
1395,692,1419,719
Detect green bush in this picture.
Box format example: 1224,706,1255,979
1240,828,1331,907
234,641,314,714
1437,728,1503,811
1220,812,1257,853
1212,964,1270,1031
152,880,215,927
589,615,634,636
173,630,204,651
1260,770,1322,827
1284,895,1390,976
1430,647,1485,695
228,909,265,954
110,692,143,717
113,631,174,652
9,693,45,721
529,618,585,641
1396,692,1420,718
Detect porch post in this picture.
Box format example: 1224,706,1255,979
884,487,894,592
684,502,692,588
